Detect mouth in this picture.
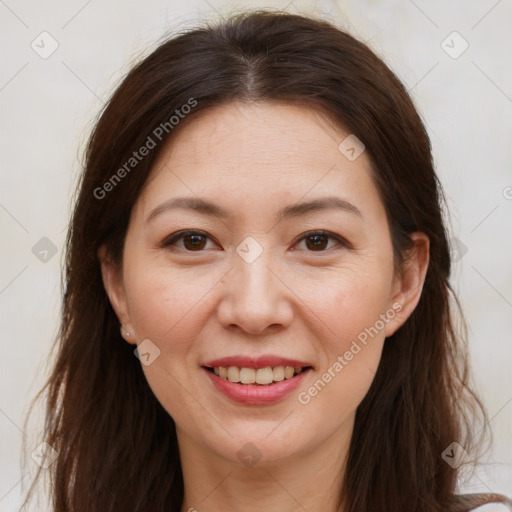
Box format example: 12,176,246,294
201,356,313,405
203,365,312,385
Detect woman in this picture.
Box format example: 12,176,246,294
22,10,511,512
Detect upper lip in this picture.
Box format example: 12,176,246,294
203,355,313,369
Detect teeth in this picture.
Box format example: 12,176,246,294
211,365,306,385
256,367,273,385
272,366,285,382
227,366,240,383
284,366,295,379
239,367,255,384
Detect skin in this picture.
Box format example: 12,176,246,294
99,100,429,512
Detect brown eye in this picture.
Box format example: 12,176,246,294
305,233,329,251
182,234,207,251
295,231,346,252
162,230,215,251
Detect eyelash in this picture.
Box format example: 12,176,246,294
161,229,350,253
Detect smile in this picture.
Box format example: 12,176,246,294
201,355,313,405
208,365,306,385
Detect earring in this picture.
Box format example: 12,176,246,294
120,323,130,337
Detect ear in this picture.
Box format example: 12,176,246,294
98,244,136,345
384,232,430,337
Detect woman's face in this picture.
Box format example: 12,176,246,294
101,101,427,467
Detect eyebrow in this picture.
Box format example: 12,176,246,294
145,195,363,225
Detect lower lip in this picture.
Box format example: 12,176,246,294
203,367,311,405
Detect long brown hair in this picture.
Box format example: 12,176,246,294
21,10,510,512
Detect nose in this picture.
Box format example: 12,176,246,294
216,246,294,336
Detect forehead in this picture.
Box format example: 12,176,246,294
135,100,383,222
157,100,350,168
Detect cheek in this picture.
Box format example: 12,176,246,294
298,264,392,400
125,262,223,347
295,273,391,427
124,265,222,422
302,264,393,346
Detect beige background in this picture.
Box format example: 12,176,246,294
1,0,511,509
